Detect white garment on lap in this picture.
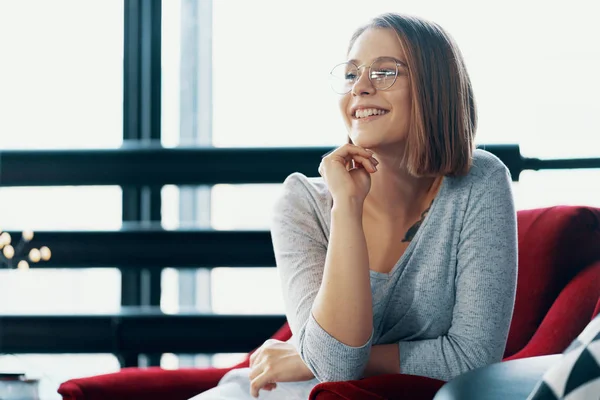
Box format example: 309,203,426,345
188,368,319,400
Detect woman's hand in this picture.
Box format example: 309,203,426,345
248,339,314,398
318,144,379,205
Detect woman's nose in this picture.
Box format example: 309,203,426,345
352,69,375,96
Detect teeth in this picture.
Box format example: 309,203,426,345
355,108,388,118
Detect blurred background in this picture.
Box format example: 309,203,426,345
0,0,599,398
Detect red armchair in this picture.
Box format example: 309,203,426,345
58,206,600,400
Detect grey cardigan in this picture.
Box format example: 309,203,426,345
270,149,518,382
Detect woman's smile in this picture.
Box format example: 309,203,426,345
353,110,390,123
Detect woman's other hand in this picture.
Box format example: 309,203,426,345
318,143,379,205
248,339,314,398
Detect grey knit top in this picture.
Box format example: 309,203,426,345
270,149,518,383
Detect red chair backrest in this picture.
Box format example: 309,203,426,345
504,206,600,357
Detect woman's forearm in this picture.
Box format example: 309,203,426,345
311,198,373,347
364,343,401,377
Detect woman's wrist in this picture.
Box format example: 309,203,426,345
331,196,364,217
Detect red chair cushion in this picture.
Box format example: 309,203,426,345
309,374,445,400
505,206,600,357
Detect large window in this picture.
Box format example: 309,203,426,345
0,0,123,149
0,1,124,398
0,0,124,309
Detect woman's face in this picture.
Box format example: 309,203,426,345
339,28,411,150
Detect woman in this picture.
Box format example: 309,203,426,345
191,12,517,400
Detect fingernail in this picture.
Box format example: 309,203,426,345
371,158,379,166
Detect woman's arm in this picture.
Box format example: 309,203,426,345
271,173,373,382
364,344,401,377
312,198,373,347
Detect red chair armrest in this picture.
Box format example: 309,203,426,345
58,367,232,400
310,374,446,400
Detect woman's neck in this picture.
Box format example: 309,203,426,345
362,154,442,221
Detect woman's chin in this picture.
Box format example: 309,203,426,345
350,130,406,151
350,134,382,149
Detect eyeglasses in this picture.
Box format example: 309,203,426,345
329,56,408,95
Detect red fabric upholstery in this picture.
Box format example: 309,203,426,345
58,206,600,400
503,206,600,357
58,367,230,400
504,261,600,360
309,374,446,400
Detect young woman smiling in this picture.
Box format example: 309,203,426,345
190,12,517,400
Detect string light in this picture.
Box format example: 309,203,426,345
40,246,51,261
29,248,41,263
18,260,29,271
3,245,14,259
0,230,51,270
0,232,11,246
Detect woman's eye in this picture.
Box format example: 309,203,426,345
372,70,395,78
345,73,357,80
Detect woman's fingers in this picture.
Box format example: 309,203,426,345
248,366,259,381
320,144,378,174
318,144,377,202
249,348,261,368
248,357,266,381
349,155,378,172
322,144,374,163
250,369,274,398
248,358,276,396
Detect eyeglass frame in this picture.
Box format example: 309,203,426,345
329,56,409,95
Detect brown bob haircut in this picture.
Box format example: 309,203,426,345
348,13,477,177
